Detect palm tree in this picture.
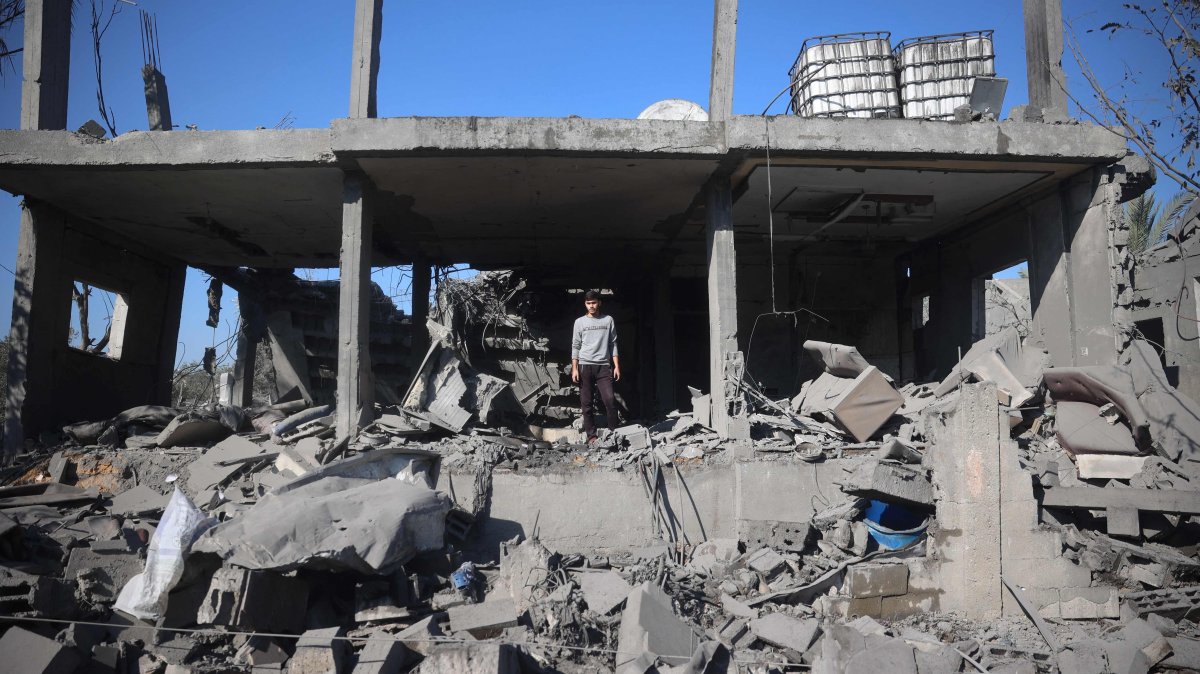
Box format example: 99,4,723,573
1126,190,1197,256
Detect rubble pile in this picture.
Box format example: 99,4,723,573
1,284,1199,672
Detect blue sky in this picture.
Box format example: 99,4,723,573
0,0,1182,365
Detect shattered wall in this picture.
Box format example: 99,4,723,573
1127,214,1200,403
6,200,185,445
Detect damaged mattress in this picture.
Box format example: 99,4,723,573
192,476,452,575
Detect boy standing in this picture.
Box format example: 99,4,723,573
571,290,621,442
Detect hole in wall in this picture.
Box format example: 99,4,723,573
67,281,127,360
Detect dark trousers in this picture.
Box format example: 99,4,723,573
579,363,617,437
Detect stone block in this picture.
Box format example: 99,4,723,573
196,568,309,633
845,563,909,598
0,626,82,674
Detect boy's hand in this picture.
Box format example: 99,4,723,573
571,366,580,384
613,365,621,382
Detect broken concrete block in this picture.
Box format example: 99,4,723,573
156,414,231,449
289,626,346,674
396,616,444,656
353,638,411,674
195,567,309,633
66,544,142,600
748,612,821,654
447,597,520,638
1056,401,1141,456
845,563,909,598
841,460,933,507
745,547,787,577
415,644,521,674
1039,586,1119,620
804,340,872,378
688,538,741,574
234,635,288,667
616,581,700,673
1162,636,1200,670
0,626,83,673
186,434,267,494
497,537,551,612
574,569,633,615
613,424,652,451
275,445,317,477
844,634,918,673
737,520,811,554
1075,454,1148,480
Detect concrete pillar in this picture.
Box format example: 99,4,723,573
7,0,71,457
928,382,1003,618
349,0,384,119
154,263,186,404
142,66,173,131
409,255,431,372
1028,168,1118,367
653,258,676,415
232,297,265,408
1023,0,1068,117
4,203,65,457
336,172,375,439
21,0,71,131
708,0,738,121
706,181,738,437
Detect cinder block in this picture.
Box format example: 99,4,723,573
880,591,938,619
1002,557,1091,589
845,564,909,598
1041,586,1120,620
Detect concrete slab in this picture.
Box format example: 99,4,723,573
748,613,821,653
0,625,82,673
108,485,169,517
574,570,633,615
289,626,345,674
616,581,699,672
447,598,520,638
845,564,909,598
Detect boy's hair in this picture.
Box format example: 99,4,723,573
584,290,602,301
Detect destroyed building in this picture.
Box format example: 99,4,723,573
0,0,1199,672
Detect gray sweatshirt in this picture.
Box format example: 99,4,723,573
571,314,618,365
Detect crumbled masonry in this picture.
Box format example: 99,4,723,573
2,285,1200,673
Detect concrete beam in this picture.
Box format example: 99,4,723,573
728,117,1126,162
349,0,383,119
336,171,375,439
706,181,738,437
21,0,71,131
1023,0,1068,117
331,117,726,157
708,0,737,121
0,129,336,168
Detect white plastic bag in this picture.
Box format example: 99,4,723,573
114,487,214,621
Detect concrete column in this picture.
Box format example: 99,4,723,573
142,66,173,131
336,172,375,439
232,296,265,408
153,262,186,404
1023,0,1068,117
653,258,676,415
349,0,384,119
1028,169,1117,366
706,181,738,437
4,203,65,457
21,0,71,131
708,0,738,121
409,256,431,372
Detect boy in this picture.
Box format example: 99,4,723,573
571,290,620,442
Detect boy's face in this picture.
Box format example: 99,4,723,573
585,298,601,316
